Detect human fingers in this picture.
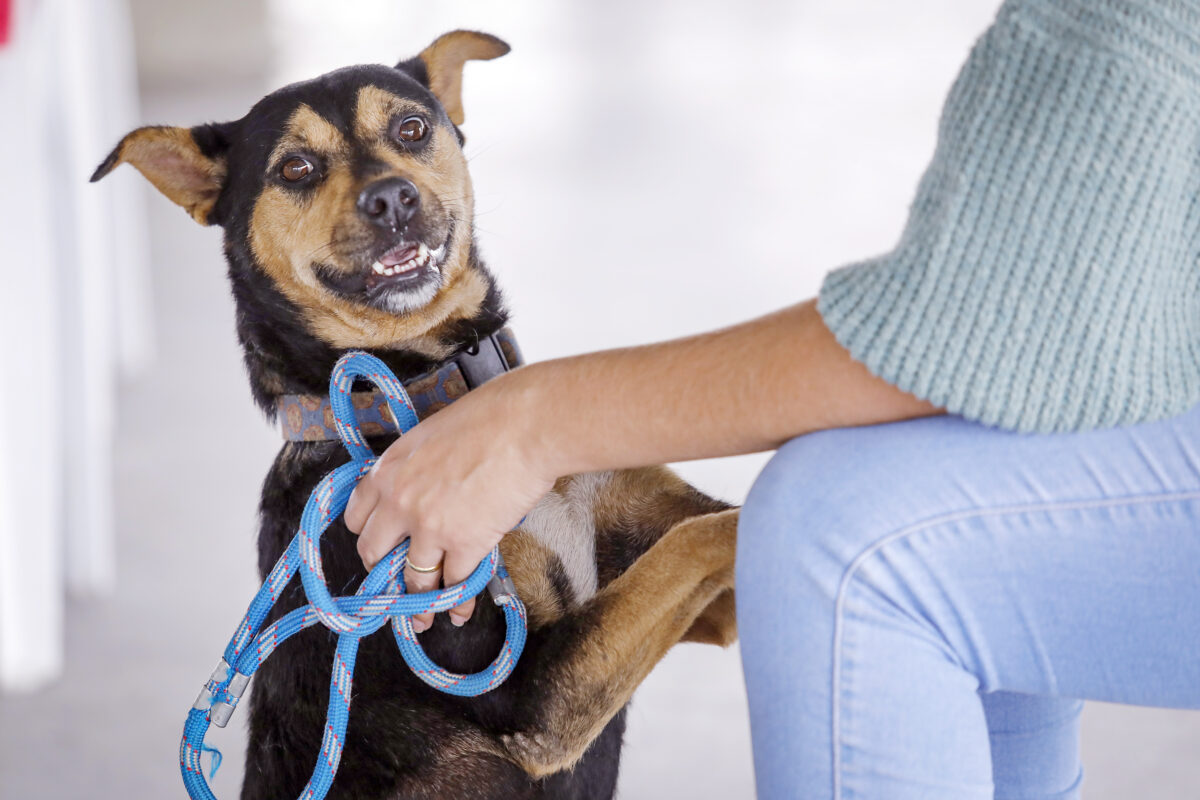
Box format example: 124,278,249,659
345,433,420,534
403,538,445,634
354,503,407,572
343,476,380,534
441,547,484,627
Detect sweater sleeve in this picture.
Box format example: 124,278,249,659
817,0,1200,433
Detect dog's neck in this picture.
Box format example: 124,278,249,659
224,235,509,418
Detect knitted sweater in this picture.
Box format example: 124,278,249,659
818,0,1200,432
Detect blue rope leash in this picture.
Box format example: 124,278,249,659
180,351,528,800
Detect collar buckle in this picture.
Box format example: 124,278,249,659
454,331,514,390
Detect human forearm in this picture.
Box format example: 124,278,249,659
346,297,939,628
507,298,941,478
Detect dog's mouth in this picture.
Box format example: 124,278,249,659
316,226,453,313
365,240,445,287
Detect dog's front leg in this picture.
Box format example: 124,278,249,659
501,508,738,778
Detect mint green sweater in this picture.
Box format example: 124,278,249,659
818,0,1200,432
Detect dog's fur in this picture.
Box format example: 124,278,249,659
94,32,739,800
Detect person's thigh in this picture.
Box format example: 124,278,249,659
737,406,1200,799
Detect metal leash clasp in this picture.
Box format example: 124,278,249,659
192,657,251,728
486,554,518,605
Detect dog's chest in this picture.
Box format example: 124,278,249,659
518,471,611,604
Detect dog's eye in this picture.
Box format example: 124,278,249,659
280,157,314,182
395,116,428,143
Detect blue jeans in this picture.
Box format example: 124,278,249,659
737,407,1200,799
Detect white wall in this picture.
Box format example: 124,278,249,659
129,0,269,90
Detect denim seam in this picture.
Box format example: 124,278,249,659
830,488,1200,800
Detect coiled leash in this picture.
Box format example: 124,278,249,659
180,352,528,800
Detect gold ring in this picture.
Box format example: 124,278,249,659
406,559,442,574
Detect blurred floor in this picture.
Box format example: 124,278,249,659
4,1,1200,797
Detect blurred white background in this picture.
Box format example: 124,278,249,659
2,0,1199,797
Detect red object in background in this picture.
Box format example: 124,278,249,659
0,0,11,46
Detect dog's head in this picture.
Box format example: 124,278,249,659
93,31,510,401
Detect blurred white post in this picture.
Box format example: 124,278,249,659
58,0,116,597
0,0,65,692
0,0,151,691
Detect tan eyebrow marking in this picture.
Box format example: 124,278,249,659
268,104,347,165
354,85,428,144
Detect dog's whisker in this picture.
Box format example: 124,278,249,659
465,142,498,161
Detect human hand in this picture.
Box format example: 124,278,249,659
343,368,555,631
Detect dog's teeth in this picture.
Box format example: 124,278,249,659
370,244,439,280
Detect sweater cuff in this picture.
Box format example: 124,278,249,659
819,0,1200,433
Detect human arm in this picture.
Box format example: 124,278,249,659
348,0,1200,629
495,298,938,475
343,298,939,629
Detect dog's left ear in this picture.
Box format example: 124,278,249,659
398,30,510,126
90,123,231,225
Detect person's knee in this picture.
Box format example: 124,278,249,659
738,420,967,608
738,432,875,610
739,435,824,558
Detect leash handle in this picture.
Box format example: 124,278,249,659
328,352,420,462
180,352,528,800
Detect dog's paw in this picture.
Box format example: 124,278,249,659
682,588,738,647
665,507,739,584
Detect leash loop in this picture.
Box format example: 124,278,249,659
180,352,527,800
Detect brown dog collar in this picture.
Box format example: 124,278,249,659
276,328,523,441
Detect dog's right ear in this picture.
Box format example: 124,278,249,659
90,124,230,226
397,31,510,126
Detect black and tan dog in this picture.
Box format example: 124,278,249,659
93,31,738,800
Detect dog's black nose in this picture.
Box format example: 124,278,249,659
357,177,420,229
